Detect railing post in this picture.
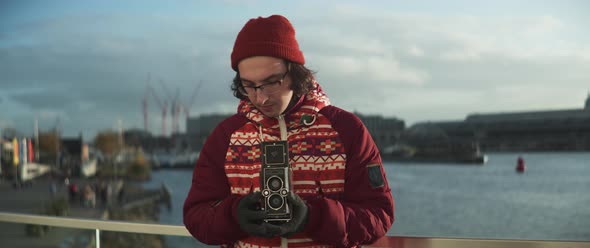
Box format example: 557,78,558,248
96,229,100,248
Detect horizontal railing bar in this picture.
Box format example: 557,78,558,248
0,212,192,236
366,236,590,248
1,211,589,248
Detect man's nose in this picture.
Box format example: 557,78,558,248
254,91,269,105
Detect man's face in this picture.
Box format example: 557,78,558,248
238,56,293,118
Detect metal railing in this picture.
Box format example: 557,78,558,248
1,211,589,248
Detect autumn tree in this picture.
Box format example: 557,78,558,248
127,152,150,180
94,131,122,157
38,132,61,155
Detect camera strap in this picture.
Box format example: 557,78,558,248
256,115,288,142
278,115,288,141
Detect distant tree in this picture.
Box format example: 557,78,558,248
38,132,61,155
94,131,121,157
127,152,150,180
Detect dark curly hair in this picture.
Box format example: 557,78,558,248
231,60,316,100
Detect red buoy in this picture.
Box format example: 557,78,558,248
516,156,526,173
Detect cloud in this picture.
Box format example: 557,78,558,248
408,45,425,57
0,13,240,136
308,7,587,63
0,119,15,129
429,15,589,62
310,54,429,85
1,3,589,136
439,49,482,62
38,110,65,120
306,9,588,111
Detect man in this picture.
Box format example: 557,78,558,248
183,15,394,247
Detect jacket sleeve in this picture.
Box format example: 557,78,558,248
183,115,249,245
304,107,395,247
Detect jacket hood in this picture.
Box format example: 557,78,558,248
237,80,331,128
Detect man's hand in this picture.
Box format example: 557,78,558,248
236,192,281,238
280,192,309,237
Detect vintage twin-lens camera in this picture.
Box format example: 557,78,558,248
260,141,292,222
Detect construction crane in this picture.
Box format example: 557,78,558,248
172,88,181,135
154,79,203,135
143,79,149,132
143,74,168,136
158,79,180,135
181,80,203,123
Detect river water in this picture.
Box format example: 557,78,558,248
144,152,590,247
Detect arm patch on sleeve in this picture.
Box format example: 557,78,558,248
367,164,385,188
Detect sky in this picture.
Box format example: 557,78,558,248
1,0,589,139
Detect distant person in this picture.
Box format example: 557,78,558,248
47,174,57,196
49,180,57,197
83,184,96,208
98,180,108,206
183,14,394,247
117,187,125,204
69,183,79,203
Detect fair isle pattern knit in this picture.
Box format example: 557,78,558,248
234,238,333,248
225,82,345,247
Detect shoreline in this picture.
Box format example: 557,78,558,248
0,177,105,247
0,175,166,247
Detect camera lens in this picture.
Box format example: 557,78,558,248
267,176,283,191
268,194,284,209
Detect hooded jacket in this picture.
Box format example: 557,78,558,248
183,81,394,247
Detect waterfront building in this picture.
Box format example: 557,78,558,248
409,95,590,151
186,112,405,152
355,113,405,152
186,113,232,150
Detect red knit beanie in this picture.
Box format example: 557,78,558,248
231,15,305,71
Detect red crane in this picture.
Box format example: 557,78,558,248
159,80,180,135
154,79,203,135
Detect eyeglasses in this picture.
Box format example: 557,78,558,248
238,68,289,97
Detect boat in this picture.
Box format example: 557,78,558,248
80,158,97,178
383,144,416,158
151,151,199,169
516,156,526,173
1,138,50,187
385,124,488,164
19,162,51,185
383,141,488,164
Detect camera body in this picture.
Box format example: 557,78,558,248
260,141,292,222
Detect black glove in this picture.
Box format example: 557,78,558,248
236,192,281,238
280,192,309,237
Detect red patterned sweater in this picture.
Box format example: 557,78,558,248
183,82,394,247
